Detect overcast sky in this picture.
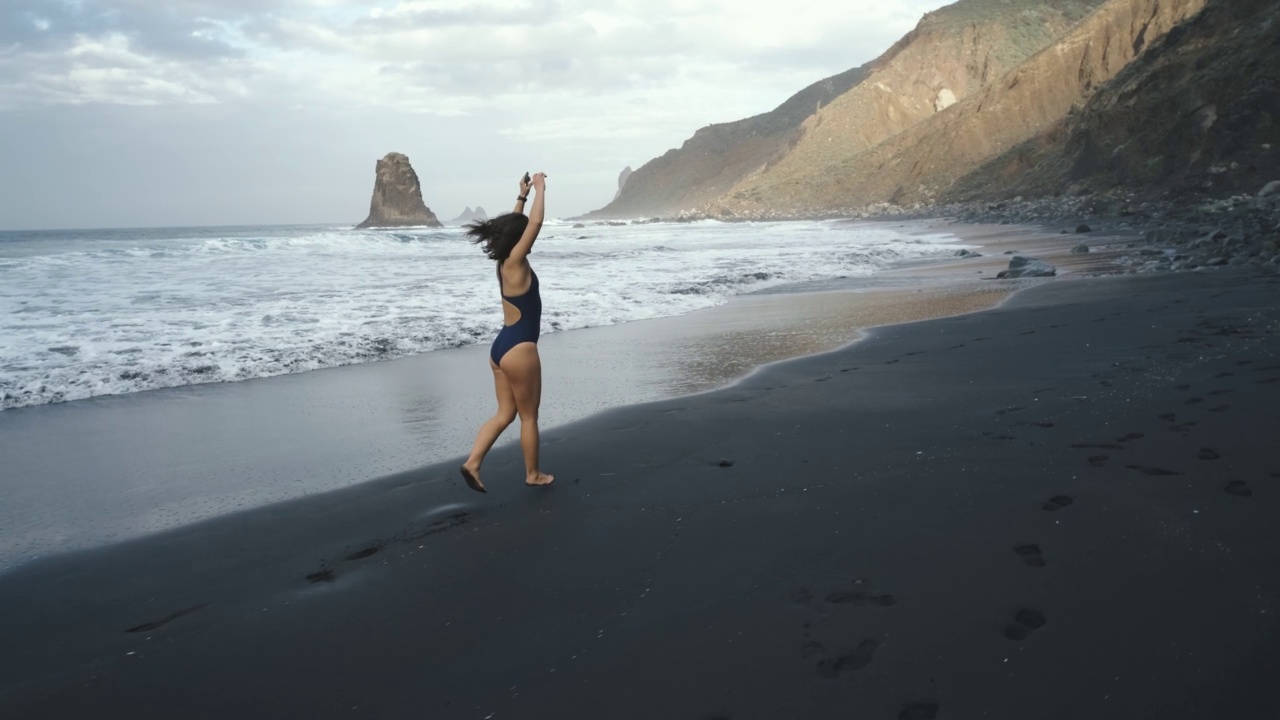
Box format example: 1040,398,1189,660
0,0,950,230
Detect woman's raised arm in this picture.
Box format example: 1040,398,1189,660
507,172,546,264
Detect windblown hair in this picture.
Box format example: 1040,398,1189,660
465,213,529,262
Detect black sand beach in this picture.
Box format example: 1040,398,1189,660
3,258,1279,717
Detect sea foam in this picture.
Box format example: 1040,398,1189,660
0,220,961,410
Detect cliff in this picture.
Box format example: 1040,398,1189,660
713,0,1110,216
355,152,443,229
583,65,870,219
947,0,1280,205
586,0,1107,219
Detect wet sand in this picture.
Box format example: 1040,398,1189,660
0,221,1011,570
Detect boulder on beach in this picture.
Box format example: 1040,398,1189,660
954,249,982,258
355,152,443,229
1256,180,1280,210
997,256,1057,279
1075,224,1092,233
1071,244,1090,254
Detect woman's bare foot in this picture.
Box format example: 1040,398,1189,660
525,472,554,487
460,464,487,493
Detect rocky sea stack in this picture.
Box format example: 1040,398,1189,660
355,152,442,229
447,206,489,225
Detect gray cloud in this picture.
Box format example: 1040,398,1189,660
0,0,955,227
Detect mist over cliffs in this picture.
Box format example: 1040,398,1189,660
588,0,1276,220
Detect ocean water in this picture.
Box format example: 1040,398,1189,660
0,219,963,411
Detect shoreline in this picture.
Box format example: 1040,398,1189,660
0,218,1046,571
2,265,1277,717
0,215,1174,574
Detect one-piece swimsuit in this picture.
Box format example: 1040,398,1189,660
490,263,541,365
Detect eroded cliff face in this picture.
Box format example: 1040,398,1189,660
355,153,443,229
705,0,1207,217
587,0,1105,219
949,0,1280,204
718,0,1106,211
583,65,869,219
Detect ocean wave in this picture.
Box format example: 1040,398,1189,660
0,221,961,410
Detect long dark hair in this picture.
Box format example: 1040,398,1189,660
465,213,529,262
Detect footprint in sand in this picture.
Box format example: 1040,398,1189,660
1042,495,1074,512
899,702,940,720
1208,405,1231,413
1169,422,1196,433
1159,413,1177,422
1127,464,1181,476
1013,544,1047,568
1003,608,1047,640
800,641,826,659
1225,481,1252,498
125,604,208,633
346,545,381,560
1116,432,1145,443
825,591,897,607
306,569,337,584
1185,397,1204,405
1088,455,1109,468
996,406,1027,416
816,639,879,679
1198,448,1221,461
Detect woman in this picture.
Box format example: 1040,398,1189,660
459,172,554,492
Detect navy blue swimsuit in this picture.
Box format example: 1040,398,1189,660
490,263,541,365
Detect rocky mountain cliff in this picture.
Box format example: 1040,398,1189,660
587,0,1107,219
355,152,443,229
948,0,1279,206
587,0,1277,222
582,65,869,219
614,167,633,200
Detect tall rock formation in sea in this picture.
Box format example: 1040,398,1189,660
447,206,489,225
355,152,443,229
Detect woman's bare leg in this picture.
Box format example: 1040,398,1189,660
500,342,554,486
460,361,517,492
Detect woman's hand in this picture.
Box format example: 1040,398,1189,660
531,172,547,192
519,173,532,197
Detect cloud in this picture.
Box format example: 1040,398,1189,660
0,0,954,226
4,0,946,109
